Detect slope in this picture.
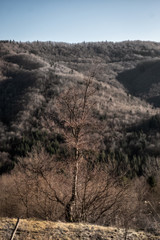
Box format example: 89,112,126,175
0,40,160,176
0,218,159,240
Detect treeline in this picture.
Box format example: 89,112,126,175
2,40,160,66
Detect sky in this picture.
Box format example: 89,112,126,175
0,0,160,43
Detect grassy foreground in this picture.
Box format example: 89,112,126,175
0,217,159,240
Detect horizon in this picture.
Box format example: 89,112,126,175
0,0,160,43
1,39,160,44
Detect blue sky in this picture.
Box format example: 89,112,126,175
0,0,160,43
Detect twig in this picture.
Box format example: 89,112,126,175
10,218,20,240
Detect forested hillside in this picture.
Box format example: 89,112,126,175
0,40,160,234
0,40,160,176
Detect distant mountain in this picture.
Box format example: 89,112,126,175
0,40,160,175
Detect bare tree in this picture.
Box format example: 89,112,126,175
40,72,128,223
56,73,101,222
12,147,66,220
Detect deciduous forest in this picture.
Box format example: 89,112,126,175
0,40,160,235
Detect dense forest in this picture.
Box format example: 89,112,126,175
0,40,160,234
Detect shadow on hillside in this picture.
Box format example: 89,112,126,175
147,96,160,108
128,114,160,133
117,60,160,107
0,70,36,125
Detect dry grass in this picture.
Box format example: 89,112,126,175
0,217,159,240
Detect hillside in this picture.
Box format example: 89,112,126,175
0,40,160,235
1,40,160,176
0,218,159,240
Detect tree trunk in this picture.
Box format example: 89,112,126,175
65,158,79,222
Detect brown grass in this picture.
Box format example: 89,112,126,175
0,217,159,240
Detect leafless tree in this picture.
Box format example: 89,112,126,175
55,72,103,221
